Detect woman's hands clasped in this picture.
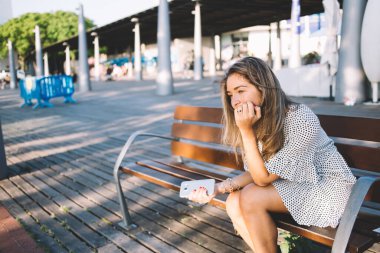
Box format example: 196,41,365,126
234,101,261,131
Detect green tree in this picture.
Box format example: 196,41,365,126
0,11,95,68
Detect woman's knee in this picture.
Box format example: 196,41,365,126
239,184,265,213
225,191,241,219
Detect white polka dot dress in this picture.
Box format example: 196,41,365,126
244,104,357,228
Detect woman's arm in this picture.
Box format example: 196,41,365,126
235,102,279,187
215,171,254,194
240,128,279,186
188,171,254,204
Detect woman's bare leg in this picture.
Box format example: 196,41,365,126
225,191,255,250
239,183,288,253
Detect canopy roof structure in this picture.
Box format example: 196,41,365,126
44,0,342,54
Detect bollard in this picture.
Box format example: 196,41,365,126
0,119,8,179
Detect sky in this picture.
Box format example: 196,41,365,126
10,0,158,27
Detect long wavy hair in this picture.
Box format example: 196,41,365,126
221,57,293,161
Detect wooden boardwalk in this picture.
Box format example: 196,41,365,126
0,78,379,253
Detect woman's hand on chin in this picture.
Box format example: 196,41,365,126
234,101,261,132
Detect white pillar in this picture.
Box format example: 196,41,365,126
78,4,91,91
361,0,380,103
34,25,43,76
91,32,100,81
156,0,173,95
335,0,366,103
64,44,71,75
209,48,216,76
304,15,310,36
132,18,142,81
370,82,379,103
193,1,203,80
289,0,301,68
267,26,273,67
7,40,17,89
43,52,49,76
127,62,133,78
273,22,282,71
127,48,133,78
214,35,221,70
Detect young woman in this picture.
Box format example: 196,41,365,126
188,57,357,253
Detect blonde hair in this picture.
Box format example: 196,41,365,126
221,57,293,161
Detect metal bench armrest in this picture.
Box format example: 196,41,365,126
332,176,380,253
113,130,177,176
113,130,178,229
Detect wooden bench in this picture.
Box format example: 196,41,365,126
113,105,380,253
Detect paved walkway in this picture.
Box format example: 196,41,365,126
0,77,379,253
0,204,44,253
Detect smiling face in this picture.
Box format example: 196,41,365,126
221,57,292,161
226,73,263,110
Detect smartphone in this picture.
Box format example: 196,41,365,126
179,179,215,198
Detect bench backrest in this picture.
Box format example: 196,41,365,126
171,105,242,170
318,115,379,171
171,105,380,200
318,114,380,202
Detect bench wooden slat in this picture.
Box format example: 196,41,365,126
351,171,380,202
171,141,243,170
138,159,227,181
174,106,222,124
367,182,380,203
336,143,380,172
153,158,229,181
352,169,380,178
363,201,380,210
120,163,227,209
358,203,380,234
171,123,223,144
136,160,216,181
318,115,380,142
343,233,375,252
355,214,380,235
121,163,182,191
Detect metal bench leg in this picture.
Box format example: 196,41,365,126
114,168,137,230
332,176,380,253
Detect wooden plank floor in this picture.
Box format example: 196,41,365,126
0,78,379,253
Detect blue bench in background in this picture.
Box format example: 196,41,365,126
19,75,76,109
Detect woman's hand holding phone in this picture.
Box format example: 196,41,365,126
179,179,225,204
187,182,224,204
188,186,214,204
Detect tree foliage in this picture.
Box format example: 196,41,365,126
0,11,95,67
